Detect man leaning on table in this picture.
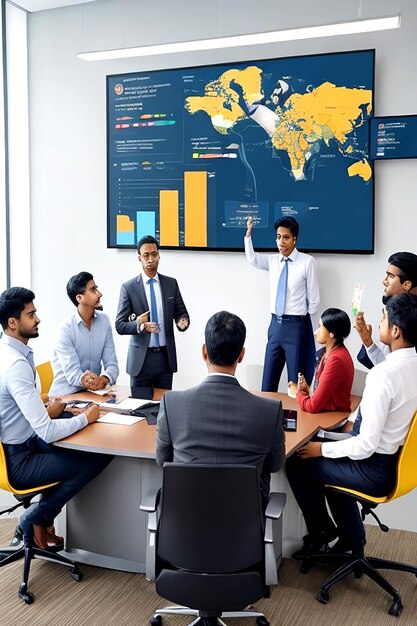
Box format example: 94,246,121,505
49,271,119,396
0,287,112,551
156,310,285,507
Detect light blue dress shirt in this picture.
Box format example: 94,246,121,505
49,310,119,396
0,334,88,444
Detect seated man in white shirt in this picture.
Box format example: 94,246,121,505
286,292,417,556
49,272,119,396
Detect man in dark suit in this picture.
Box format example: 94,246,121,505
156,310,285,505
115,235,189,390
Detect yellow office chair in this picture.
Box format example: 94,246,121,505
298,410,417,617
35,361,54,396
0,441,83,604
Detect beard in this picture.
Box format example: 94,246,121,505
382,295,392,306
19,327,39,339
95,304,104,311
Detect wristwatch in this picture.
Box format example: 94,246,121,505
138,322,145,334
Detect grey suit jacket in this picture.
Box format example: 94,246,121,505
115,273,189,377
156,375,285,496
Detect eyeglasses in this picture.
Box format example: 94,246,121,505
140,252,159,260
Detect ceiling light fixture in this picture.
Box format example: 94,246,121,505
77,15,400,62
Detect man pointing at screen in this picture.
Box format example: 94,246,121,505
244,215,319,391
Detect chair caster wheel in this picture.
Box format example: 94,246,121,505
263,585,270,597
150,616,162,625
317,590,329,604
71,568,83,582
389,601,403,617
19,584,34,604
256,617,270,626
300,563,312,574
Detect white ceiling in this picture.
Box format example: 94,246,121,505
12,0,95,13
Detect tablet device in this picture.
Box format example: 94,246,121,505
130,386,154,400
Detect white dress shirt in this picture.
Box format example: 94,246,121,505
141,271,166,347
0,335,88,444
244,236,320,316
323,347,417,460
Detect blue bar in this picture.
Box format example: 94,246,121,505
136,211,156,242
116,231,135,245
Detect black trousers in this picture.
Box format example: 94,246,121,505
286,451,398,548
130,347,173,390
4,436,113,527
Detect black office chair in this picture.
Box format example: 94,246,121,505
295,410,417,616
0,441,83,604
141,463,286,626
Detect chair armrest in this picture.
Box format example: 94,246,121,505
140,488,161,513
265,492,286,520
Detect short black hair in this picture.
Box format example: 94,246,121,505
386,292,417,346
388,251,417,288
66,272,94,307
137,235,159,254
274,216,299,238
0,286,35,330
205,311,246,366
321,308,351,346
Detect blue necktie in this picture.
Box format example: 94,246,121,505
276,258,289,317
351,406,363,436
147,278,160,348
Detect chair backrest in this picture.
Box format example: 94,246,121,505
36,361,54,396
157,463,264,574
388,410,417,501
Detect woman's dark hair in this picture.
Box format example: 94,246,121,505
321,308,351,346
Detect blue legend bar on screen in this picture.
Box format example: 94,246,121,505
137,211,156,241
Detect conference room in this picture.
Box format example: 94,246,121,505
1,0,417,624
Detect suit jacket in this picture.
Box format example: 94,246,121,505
156,375,285,499
115,273,189,377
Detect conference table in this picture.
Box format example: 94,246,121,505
54,386,360,573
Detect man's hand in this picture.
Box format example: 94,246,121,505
297,441,322,458
136,311,150,332
177,317,189,330
46,397,66,419
355,311,373,348
144,322,160,334
88,375,109,391
288,382,299,396
81,370,97,388
84,404,101,424
245,215,253,238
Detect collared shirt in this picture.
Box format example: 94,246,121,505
323,347,417,460
49,310,119,396
141,271,166,347
0,334,88,444
244,236,320,316
366,340,390,366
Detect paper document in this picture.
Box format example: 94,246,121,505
97,412,145,425
317,429,352,441
99,397,159,413
352,283,365,317
287,388,297,399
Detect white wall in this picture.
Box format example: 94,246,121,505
17,0,417,528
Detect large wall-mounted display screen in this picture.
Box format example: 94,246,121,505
107,49,374,253
370,115,417,160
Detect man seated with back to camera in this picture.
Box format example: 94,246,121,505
286,293,417,556
155,310,285,508
0,287,113,551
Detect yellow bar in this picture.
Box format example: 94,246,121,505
184,171,207,247
159,190,179,246
117,214,134,233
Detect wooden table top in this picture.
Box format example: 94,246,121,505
55,386,361,459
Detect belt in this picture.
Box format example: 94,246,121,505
147,346,167,353
273,314,305,321
3,436,37,453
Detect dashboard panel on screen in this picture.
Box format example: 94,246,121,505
370,115,417,160
107,49,374,253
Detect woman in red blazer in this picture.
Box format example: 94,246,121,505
288,308,354,413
